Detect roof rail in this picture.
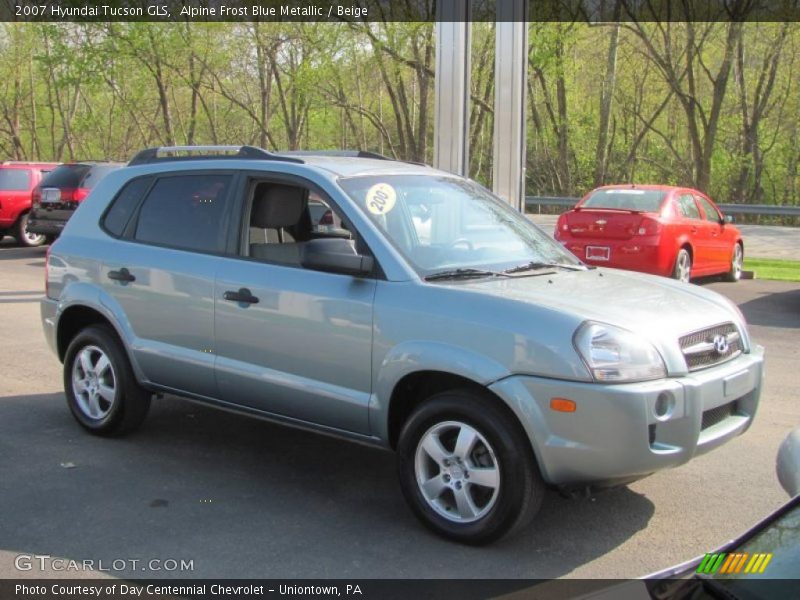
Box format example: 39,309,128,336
278,150,394,161
128,145,305,166
279,149,430,167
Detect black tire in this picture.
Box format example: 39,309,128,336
15,212,47,247
672,248,692,283
724,243,743,282
397,389,545,545
63,325,151,436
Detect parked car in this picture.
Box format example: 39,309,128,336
41,146,764,544
580,428,799,599
27,161,124,238
0,161,60,246
554,185,743,283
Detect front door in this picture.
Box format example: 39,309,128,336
213,178,376,434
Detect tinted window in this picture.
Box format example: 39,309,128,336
677,194,701,219
103,177,152,237
696,196,721,222
582,189,665,212
82,165,121,189
0,169,31,190
41,165,90,188
134,174,233,253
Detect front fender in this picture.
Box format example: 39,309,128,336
370,340,511,441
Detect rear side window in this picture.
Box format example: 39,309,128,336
695,196,721,222
41,165,89,188
0,169,31,190
134,174,233,253
82,165,120,189
677,194,701,219
102,177,152,237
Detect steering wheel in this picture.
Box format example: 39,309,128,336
449,238,475,251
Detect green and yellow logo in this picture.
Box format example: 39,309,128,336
696,552,773,575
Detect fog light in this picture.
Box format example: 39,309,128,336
654,392,675,420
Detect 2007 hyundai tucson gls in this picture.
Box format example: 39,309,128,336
41,146,764,544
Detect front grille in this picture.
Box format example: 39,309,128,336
680,322,743,371
701,401,737,430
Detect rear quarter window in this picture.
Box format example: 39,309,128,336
102,177,153,237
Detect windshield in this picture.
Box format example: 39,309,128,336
338,174,582,276
582,189,666,212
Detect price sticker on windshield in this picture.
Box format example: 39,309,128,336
365,183,397,215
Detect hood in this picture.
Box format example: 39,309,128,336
448,267,748,374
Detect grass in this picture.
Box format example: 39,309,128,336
743,258,800,282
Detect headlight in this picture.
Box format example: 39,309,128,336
573,321,666,382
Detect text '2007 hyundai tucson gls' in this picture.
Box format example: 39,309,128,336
41,146,764,544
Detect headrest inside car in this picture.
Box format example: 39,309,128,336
251,184,306,229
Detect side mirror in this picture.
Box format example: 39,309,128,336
319,227,353,240
723,214,735,225
301,238,374,277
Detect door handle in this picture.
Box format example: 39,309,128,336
223,288,259,304
107,268,136,282
690,227,698,234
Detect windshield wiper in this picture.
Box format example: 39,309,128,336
425,268,508,282
504,261,587,274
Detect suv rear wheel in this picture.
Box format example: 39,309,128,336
63,325,151,436
396,389,544,545
16,212,47,247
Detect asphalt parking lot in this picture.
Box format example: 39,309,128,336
0,239,798,579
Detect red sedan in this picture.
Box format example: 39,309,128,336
554,185,743,282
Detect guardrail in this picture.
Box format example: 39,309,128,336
525,196,800,217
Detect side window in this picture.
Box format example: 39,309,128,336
134,174,233,253
696,196,720,222
102,177,152,237
677,194,701,220
246,181,354,267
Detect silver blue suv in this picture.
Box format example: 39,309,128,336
41,146,764,544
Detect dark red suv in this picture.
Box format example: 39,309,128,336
0,161,61,246
28,162,123,239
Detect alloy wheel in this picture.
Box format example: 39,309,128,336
71,345,117,420
414,420,500,523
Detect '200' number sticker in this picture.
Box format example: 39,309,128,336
365,183,397,215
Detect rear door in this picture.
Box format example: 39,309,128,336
695,194,730,270
100,171,237,397
674,193,709,271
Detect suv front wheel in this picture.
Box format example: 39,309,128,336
397,389,544,545
63,325,151,436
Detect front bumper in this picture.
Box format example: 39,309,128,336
489,347,764,486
